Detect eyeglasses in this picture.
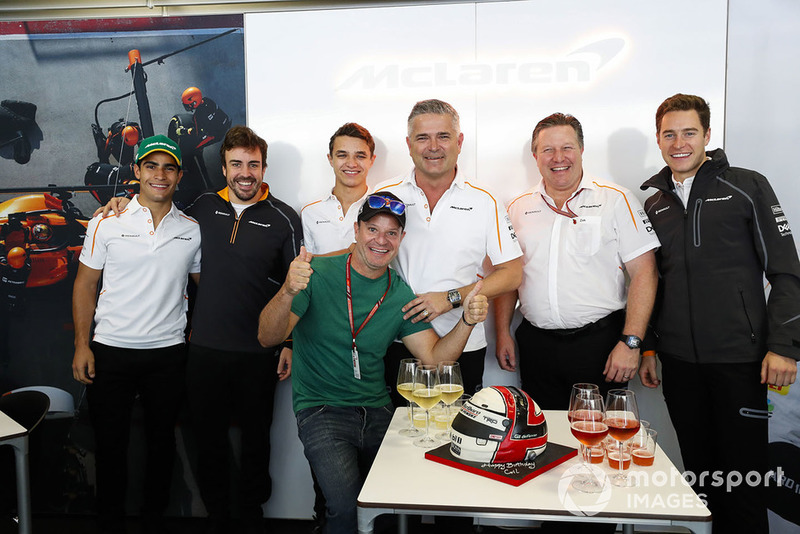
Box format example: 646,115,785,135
366,194,406,216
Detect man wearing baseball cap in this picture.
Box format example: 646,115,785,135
72,134,201,534
257,191,489,534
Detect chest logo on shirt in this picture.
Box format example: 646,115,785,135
173,236,193,241
655,206,670,215
705,195,732,202
449,205,474,211
577,204,602,209
315,220,332,225
214,210,231,217
248,221,271,229
524,209,542,215
120,233,140,238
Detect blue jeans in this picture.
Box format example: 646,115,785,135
296,404,393,534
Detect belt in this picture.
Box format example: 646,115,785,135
527,309,624,338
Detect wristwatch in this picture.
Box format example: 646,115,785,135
447,288,462,309
619,335,642,349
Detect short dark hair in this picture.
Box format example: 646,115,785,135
219,125,268,168
407,99,460,136
655,94,710,135
531,113,584,153
328,123,375,157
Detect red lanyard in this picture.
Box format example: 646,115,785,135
541,187,584,218
346,254,391,378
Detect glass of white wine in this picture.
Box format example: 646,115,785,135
412,364,441,448
396,358,422,437
434,361,464,441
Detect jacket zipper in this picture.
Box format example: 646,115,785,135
679,192,701,362
738,287,757,344
229,211,242,244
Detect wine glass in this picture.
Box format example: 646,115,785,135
396,358,422,437
604,389,640,487
569,393,608,493
434,361,464,440
412,364,441,448
568,383,600,481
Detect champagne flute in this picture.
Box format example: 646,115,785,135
604,389,640,487
434,361,464,440
568,383,600,482
569,393,608,493
412,364,441,448
396,358,422,437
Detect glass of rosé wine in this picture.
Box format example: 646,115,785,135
604,389,640,487
569,393,608,493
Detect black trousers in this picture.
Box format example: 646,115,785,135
660,355,768,534
515,311,625,410
87,342,186,531
185,344,278,519
383,341,486,409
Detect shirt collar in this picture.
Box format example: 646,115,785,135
129,195,179,220
217,183,270,203
407,165,465,190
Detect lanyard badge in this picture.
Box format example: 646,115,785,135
346,254,391,380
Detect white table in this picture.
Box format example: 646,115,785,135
0,410,26,440
1,409,31,534
357,409,711,534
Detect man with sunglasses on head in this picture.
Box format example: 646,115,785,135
258,191,488,534
375,99,522,404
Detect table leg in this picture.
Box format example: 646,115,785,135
622,523,633,534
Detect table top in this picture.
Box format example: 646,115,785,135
0,409,26,441
358,409,711,523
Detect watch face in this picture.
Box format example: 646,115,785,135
448,289,461,307
625,336,641,349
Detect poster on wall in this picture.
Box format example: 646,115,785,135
0,15,245,515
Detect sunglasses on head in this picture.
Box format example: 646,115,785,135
366,194,406,215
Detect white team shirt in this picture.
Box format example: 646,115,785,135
508,176,659,330
375,168,522,351
79,195,202,349
300,189,369,254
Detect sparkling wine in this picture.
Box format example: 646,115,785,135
435,383,464,405
397,382,415,402
412,388,442,410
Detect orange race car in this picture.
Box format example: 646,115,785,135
0,191,90,309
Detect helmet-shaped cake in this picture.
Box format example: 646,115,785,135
450,386,547,463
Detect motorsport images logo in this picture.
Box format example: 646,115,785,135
557,464,612,516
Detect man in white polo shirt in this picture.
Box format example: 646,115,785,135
301,122,375,254
72,135,201,534
375,99,522,403
495,112,659,409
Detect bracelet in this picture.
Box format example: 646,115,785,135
642,350,656,357
461,312,476,327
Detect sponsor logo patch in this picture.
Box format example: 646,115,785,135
705,195,732,202
248,221,271,229
655,206,670,215
772,205,784,215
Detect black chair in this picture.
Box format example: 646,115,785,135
0,390,50,534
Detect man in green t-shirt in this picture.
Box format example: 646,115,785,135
258,192,487,534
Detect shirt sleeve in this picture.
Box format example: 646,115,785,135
614,190,661,263
301,209,317,255
486,194,523,266
78,215,108,271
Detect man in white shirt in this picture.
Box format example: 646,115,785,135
495,112,659,409
72,135,201,534
301,123,375,254
375,99,522,403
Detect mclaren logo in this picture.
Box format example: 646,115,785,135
655,206,670,215
248,221,271,229
336,37,627,92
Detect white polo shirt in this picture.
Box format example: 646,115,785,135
375,169,522,351
300,189,369,254
508,176,659,330
79,195,202,349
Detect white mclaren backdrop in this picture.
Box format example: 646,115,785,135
245,0,732,521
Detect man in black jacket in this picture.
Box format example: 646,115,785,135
640,93,800,534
